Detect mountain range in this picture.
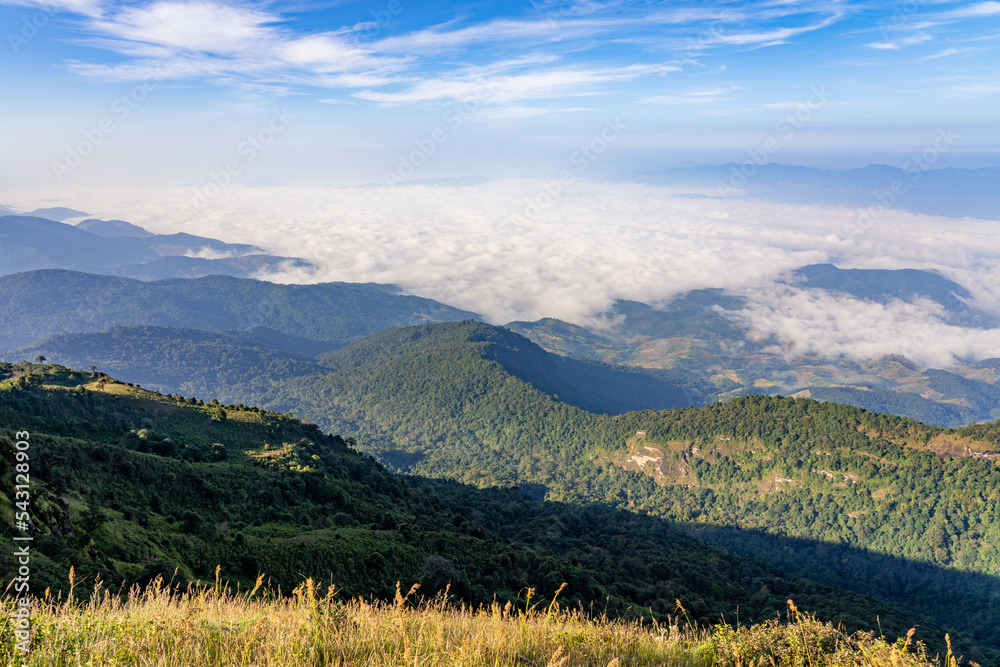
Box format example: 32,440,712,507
0,213,311,280
2,205,1000,665
2,260,998,426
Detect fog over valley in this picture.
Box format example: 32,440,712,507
3,175,997,368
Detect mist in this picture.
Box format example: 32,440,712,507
6,178,1000,365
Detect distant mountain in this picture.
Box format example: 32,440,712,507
314,320,697,415
21,206,89,221
0,270,479,350
626,163,1000,220
115,254,314,281
789,263,993,326
3,258,997,426
75,218,154,238
509,265,1000,427
0,214,310,279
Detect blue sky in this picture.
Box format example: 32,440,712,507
2,0,999,187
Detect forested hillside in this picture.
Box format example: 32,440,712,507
6,267,1000,427
5,322,699,414
3,362,975,660
5,321,1000,662
0,270,477,349
249,322,1000,661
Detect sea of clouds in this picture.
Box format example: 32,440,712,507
7,179,1000,366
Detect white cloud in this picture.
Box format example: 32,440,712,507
941,1,1000,18
2,0,854,104
93,1,277,55
868,33,933,49
53,0,409,86
699,10,845,47
729,286,1000,368
9,180,999,373
640,88,733,105
2,0,102,17
353,62,677,105
917,47,976,60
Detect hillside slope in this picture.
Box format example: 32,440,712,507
4,321,699,416
0,270,478,349
508,267,1000,427
0,361,961,655
251,323,1000,661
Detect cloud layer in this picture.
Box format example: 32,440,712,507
731,287,1000,368
7,180,999,366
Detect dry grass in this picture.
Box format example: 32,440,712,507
1,572,946,667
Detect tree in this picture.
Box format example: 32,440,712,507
81,505,107,533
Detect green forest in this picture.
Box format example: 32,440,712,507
1,361,996,664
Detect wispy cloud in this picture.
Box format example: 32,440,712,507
60,0,411,86
2,0,102,17
1,0,854,106
640,88,734,105
946,82,1000,97
92,1,277,55
867,32,933,50
353,62,677,105
917,46,980,61
940,1,1000,18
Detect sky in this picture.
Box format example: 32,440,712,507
1,0,999,187
2,0,999,366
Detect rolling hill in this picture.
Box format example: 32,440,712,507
1,361,967,658
508,265,1000,426
4,262,998,426
0,270,478,350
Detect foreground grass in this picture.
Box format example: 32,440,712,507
1,574,949,667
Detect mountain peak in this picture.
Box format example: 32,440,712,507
76,218,154,238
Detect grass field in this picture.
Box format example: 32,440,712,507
1,571,950,667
